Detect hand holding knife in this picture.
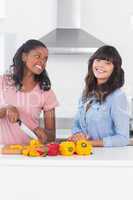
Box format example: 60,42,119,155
17,119,38,140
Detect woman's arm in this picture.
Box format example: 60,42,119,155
0,107,6,118
34,109,56,143
68,134,103,147
102,91,129,147
34,88,59,143
0,106,19,122
88,139,103,147
43,108,56,142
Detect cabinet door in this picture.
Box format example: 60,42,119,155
0,0,6,18
0,33,16,75
0,35,5,74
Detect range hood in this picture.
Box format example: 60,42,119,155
40,0,105,55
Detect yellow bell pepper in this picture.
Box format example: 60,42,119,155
21,145,31,156
22,148,30,156
75,140,92,155
29,149,40,157
22,145,48,157
29,139,41,147
59,141,75,156
9,144,23,150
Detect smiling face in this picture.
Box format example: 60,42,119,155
22,47,48,75
92,59,114,85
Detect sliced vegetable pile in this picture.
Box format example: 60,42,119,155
2,139,93,157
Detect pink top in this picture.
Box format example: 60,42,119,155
0,75,59,145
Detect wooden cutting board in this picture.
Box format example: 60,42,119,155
1,145,23,155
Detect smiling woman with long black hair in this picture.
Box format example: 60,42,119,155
68,45,129,147
0,39,59,145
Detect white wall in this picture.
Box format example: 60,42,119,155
0,33,16,74
0,0,57,76
0,0,57,46
0,34,5,74
0,0,6,18
0,0,133,117
81,0,133,97
47,54,89,118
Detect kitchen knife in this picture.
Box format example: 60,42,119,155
17,119,38,139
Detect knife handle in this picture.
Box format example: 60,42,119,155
17,119,21,125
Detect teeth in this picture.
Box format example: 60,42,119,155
35,65,42,70
96,69,104,73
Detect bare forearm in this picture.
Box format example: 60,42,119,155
34,127,55,143
89,139,104,147
0,107,6,118
44,128,55,142
44,109,56,142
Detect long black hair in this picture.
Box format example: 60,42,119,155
8,39,51,91
83,45,124,104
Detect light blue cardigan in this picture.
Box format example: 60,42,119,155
72,89,129,147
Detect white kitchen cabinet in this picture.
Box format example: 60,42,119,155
0,35,5,74
0,164,132,200
0,33,16,75
0,146,133,200
0,0,6,18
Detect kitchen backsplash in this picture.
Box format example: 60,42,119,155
47,54,90,118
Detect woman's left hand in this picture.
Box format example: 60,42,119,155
34,127,47,144
87,139,104,147
68,133,89,142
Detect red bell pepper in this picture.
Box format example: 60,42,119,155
47,143,60,156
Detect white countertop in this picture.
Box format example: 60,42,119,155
0,146,133,167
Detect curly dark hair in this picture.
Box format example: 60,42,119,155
7,39,51,91
82,45,124,104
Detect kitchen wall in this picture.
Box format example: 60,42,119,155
0,0,57,45
80,0,133,98
0,33,16,74
0,0,57,75
48,0,133,119
47,54,89,119
0,0,133,118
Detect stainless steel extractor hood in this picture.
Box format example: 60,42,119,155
40,0,105,55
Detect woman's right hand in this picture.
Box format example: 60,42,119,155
6,106,19,123
68,133,89,142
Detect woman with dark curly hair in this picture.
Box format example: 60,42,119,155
69,45,129,147
0,39,59,145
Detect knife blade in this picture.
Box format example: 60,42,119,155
17,119,38,139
